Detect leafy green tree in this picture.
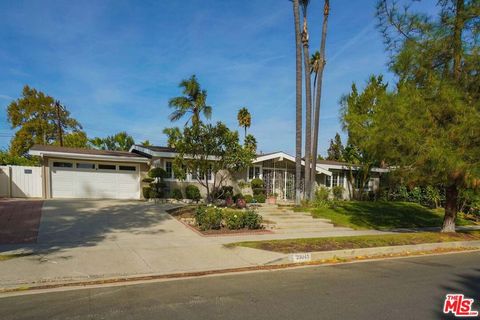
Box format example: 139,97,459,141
345,0,480,231
140,140,152,146
7,86,82,155
89,131,135,151
62,131,89,148
168,75,212,126
341,76,387,200
163,122,256,203
326,133,345,162
0,149,40,166
237,107,251,138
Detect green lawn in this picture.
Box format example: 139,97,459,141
230,231,480,253
303,201,475,230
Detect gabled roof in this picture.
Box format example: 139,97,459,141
29,145,149,163
253,151,332,176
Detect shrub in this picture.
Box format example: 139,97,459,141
225,197,234,207
150,181,166,198
251,178,265,195
244,194,254,203
243,210,263,229
142,187,151,199
332,186,344,200
253,194,266,203
233,193,243,202
142,177,154,184
149,167,167,179
185,185,201,202
171,188,183,200
212,186,233,200
195,206,222,230
223,210,245,230
314,187,330,207
236,198,247,209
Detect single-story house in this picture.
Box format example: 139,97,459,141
28,145,388,201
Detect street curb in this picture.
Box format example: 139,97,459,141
283,240,480,263
1,242,479,296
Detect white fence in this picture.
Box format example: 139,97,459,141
0,166,43,198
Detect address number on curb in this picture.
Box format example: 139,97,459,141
290,253,312,263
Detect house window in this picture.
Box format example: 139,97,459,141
355,177,363,189
165,161,173,178
325,175,331,188
332,173,338,187
98,164,116,170
53,162,73,168
248,166,261,180
119,165,136,171
332,173,344,187
191,170,198,181
191,167,212,182
76,163,95,169
339,173,345,187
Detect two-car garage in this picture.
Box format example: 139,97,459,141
29,145,150,200
50,160,141,199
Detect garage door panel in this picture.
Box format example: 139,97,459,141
50,162,140,199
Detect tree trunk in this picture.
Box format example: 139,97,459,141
310,0,329,200
303,18,312,201
293,0,303,205
452,0,464,81
441,184,459,233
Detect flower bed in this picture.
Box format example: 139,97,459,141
168,205,269,235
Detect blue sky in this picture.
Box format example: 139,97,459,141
0,0,436,156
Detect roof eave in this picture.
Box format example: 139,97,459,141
28,150,150,163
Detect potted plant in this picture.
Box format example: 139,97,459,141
267,193,278,204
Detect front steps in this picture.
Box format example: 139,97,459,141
257,204,353,234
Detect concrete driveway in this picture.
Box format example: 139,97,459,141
0,200,283,289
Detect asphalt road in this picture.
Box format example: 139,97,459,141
1,252,479,320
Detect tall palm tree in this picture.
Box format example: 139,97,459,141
310,51,321,92
237,107,251,138
292,0,303,205
168,75,212,126
310,0,330,199
300,0,312,200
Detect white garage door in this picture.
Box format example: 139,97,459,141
50,160,140,199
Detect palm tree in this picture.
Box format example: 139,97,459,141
237,107,251,138
310,51,321,92
292,0,303,206
310,0,330,199
168,75,212,126
300,0,312,200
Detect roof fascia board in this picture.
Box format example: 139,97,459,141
28,150,150,163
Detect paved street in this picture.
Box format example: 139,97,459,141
1,251,479,319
